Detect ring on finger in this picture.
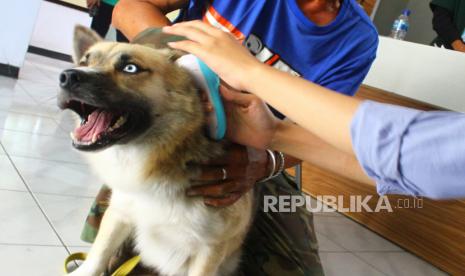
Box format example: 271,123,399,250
221,168,228,181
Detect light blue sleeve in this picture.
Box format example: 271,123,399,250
351,100,465,199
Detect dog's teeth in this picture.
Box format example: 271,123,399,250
70,132,76,140
112,116,127,129
92,133,98,143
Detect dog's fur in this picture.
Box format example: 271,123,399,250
62,26,253,276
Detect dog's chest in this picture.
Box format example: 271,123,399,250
112,189,224,274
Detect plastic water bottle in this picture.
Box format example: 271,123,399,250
390,10,411,40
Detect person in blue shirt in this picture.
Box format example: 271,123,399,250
78,1,378,275
165,20,465,200
111,0,378,201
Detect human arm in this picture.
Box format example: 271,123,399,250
224,88,465,200
164,21,362,155
220,86,374,185
431,4,465,51
112,0,189,40
352,101,465,199
165,21,465,199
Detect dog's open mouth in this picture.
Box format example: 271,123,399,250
63,100,132,151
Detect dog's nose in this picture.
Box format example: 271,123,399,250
59,69,80,89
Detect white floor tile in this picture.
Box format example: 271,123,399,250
0,75,18,87
314,215,403,252
54,109,80,134
19,61,56,85
320,252,384,276
36,194,94,247
0,155,26,191
12,156,101,197
0,190,60,245
316,232,346,252
0,110,67,138
0,244,68,276
308,196,342,217
0,129,85,164
0,85,36,109
0,92,60,118
16,79,60,104
355,252,446,276
0,76,21,96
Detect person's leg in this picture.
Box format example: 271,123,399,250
81,185,111,243
240,173,324,276
90,2,113,38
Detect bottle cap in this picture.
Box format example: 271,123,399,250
402,9,411,16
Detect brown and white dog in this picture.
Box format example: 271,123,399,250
59,26,253,276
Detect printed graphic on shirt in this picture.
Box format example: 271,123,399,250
244,34,301,77
203,5,301,77
203,5,245,41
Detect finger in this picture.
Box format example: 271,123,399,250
190,165,246,182
220,85,253,107
163,24,212,44
167,40,203,57
167,20,220,35
187,180,239,197
204,193,242,207
191,166,226,182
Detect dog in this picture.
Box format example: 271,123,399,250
59,26,253,276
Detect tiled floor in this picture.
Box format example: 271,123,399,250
0,54,446,276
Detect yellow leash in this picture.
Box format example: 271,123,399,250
64,252,141,276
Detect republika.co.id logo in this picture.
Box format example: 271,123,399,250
263,195,423,213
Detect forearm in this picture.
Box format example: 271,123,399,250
112,0,187,40
246,64,362,156
271,120,374,185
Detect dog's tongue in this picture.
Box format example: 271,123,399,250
74,110,114,142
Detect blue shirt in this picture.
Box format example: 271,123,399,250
177,0,379,96
352,101,465,199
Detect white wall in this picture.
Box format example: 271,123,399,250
30,1,91,56
363,37,465,112
0,0,42,67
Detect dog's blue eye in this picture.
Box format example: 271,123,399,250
122,64,139,74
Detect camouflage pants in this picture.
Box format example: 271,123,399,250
81,174,324,276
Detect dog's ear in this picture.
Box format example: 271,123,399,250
73,25,102,64
132,27,186,61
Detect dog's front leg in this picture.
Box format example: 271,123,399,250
188,245,228,276
68,206,132,276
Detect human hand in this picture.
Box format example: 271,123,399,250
187,144,270,207
221,85,279,150
162,20,263,91
87,0,100,8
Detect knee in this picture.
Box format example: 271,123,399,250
112,0,130,30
